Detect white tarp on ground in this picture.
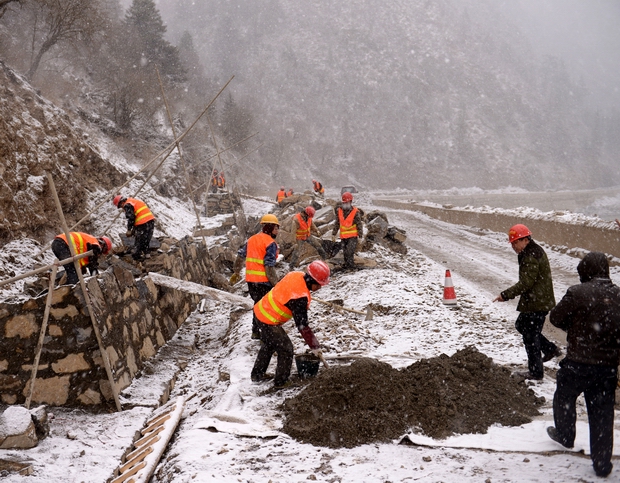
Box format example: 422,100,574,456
402,420,620,455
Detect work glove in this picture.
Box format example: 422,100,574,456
126,229,134,237
311,348,323,359
229,273,241,285
331,235,336,243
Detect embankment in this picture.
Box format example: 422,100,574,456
372,199,620,259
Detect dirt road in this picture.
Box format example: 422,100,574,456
378,204,579,345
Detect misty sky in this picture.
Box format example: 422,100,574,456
146,0,620,111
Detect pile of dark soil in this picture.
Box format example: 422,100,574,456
280,346,544,448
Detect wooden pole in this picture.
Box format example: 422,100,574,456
24,264,57,409
102,76,235,236
0,250,94,288
46,171,122,411
156,67,209,252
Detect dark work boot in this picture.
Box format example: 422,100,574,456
546,426,574,449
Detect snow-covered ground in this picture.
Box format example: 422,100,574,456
2,193,620,483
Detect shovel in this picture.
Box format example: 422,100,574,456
314,297,373,321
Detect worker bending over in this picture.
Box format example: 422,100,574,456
51,232,112,285
290,206,327,267
312,179,324,196
113,195,156,261
251,260,330,389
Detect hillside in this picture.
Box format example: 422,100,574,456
0,61,126,244
161,0,620,190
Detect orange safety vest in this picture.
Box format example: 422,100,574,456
125,198,155,225
338,207,359,239
56,232,99,267
295,213,311,240
211,174,218,186
313,181,324,194
218,173,225,187
245,232,279,283
287,189,293,196
277,190,286,203
254,272,311,326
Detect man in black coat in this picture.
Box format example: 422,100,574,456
547,251,620,478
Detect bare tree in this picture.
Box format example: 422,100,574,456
25,0,104,80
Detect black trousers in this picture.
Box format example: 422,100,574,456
515,311,557,378
341,237,358,268
134,220,154,259
51,238,80,285
248,282,272,335
251,322,294,386
553,359,617,476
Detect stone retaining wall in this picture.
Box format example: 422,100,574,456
372,199,620,259
0,238,213,408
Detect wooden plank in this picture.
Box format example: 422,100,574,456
134,430,162,448
141,414,171,435
110,461,146,483
120,446,153,473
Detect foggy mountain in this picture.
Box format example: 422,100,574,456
158,0,620,191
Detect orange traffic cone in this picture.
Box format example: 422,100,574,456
442,269,458,305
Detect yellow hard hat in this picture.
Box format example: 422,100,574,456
260,214,280,225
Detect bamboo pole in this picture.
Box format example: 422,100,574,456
156,67,209,252
24,264,57,409
0,250,94,288
46,171,122,411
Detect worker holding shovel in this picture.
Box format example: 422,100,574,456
251,260,330,389
113,195,155,261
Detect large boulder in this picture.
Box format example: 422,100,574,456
0,406,38,449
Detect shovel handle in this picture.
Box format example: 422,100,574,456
317,352,330,369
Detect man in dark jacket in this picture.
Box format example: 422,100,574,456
546,251,620,478
493,224,561,380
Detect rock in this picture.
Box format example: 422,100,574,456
0,406,38,449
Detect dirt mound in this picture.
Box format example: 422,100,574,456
280,346,544,448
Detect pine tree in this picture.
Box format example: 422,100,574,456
124,0,186,83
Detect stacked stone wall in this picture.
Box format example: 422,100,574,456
0,239,212,408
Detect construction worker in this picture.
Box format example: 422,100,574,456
230,214,280,340
547,252,620,478
312,179,325,196
113,195,156,261
287,188,294,197
331,192,364,270
276,186,286,204
251,260,330,389
290,206,327,267
493,224,561,380
217,171,226,189
51,232,112,285
210,169,219,193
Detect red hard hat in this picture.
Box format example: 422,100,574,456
305,206,316,217
307,260,330,286
113,195,123,207
508,224,532,243
342,192,353,202
99,236,112,255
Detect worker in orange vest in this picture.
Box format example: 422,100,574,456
290,206,327,267
276,186,286,204
217,171,226,189
312,179,325,196
251,260,330,389
113,195,156,261
51,232,112,285
332,192,364,270
287,188,294,197
230,214,280,339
